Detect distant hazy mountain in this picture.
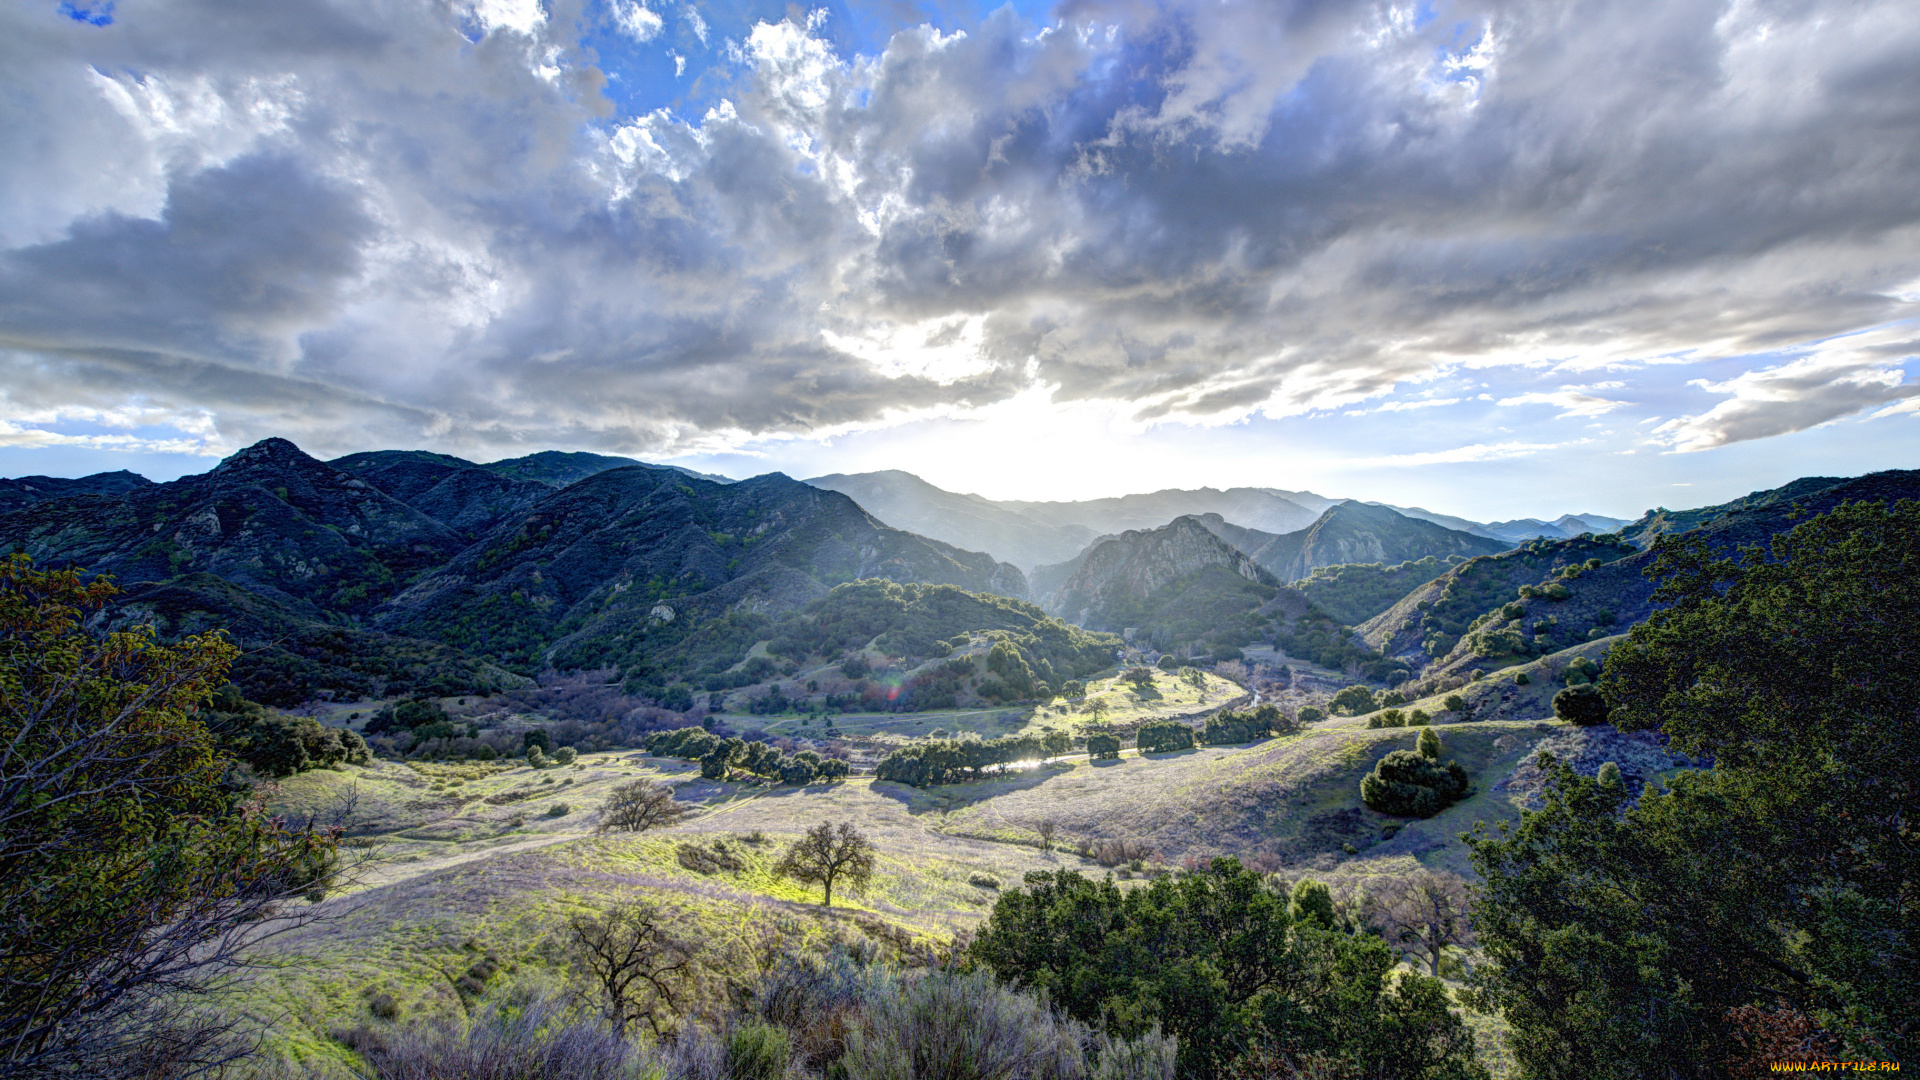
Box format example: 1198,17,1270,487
1375,503,1628,542
1040,515,1277,634
0,469,153,513
1193,503,1509,581
805,470,1096,570
999,486,1322,538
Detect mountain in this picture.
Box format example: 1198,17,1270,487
998,486,1323,538
1039,515,1278,639
1,440,1024,704
0,469,153,513
805,470,1095,570
1359,469,1920,679
474,450,729,488
1377,504,1629,542
1197,502,1510,582
0,438,465,617
374,465,1029,687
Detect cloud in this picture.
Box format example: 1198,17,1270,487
1655,330,1920,451
1498,388,1633,418
1351,441,1568,468
0,0,1914,465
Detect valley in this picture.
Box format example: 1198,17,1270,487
4,441,1915,1077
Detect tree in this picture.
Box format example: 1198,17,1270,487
1551,683,1609,726
1467,502,1920,1074
1157,653,1179,671
1289,878,1335,929
0,557,343,1077
1036,818,1060,852
1087,733,1122,760
970,860,1486,1079
1124,666,1157,688
597,779,686,833
774,821,875,908
1359,750,1470,817
1180,666,1207,692
1042,729,1072,757
566,901,695,1038
1442,693,1468,716
1416,727,1442,760
1368,871,1474,977
1328,685,1376,716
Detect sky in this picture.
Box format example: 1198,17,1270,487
0,0,1916,521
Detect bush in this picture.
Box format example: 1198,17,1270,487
968,872,1002,890
840,969,1089,1080
1553,683,1611,726
1136,721,1194,754
1297,705,1325,723
1417,727,1442,760
348,991,639,1080
545,802,570,818
1442,693,1467,716
725,1019,791,1080
1360,749,1471,817
551,745,578,766
1367,708,1406,729
1087,734,1122,760
1329,685,1378,716
1514,671,1531,686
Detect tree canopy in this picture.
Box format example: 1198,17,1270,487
1466,501,1920,1073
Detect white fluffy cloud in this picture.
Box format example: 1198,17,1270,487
0,0,1916,467
1656,330,1920,452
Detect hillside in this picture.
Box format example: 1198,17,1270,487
377,466,1030,689
1360,468,1920,679
805,470,1095,570
1201,501,1510,582
0,438,466,616
1039,516,1278,639
0,468,153,512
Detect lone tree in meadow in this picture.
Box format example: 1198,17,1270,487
774,821,876,908
597,779,685,834
1035,818,1060,852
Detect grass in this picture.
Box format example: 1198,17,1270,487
741,667,1245,746
244,666,1567,1070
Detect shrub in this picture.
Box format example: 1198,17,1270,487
840,970,1089,1080
551,746,578,766
1417,727,1442,760
1297,705,1326,723
1553,683,1611,726
353,990,638,1079
1597,761,1623,789
1156,654,1179,671
968,872,1002,890
526,745,550,768
1328,685,1377,716
1367,708,1406,729
1136,721,1194,753
368,992,400,1020
1360,750,1471,817
1087,734,1122,760
725,1019,791,1080
545,802,570,818
1513,671,1531,686
1289,878,1336,929
1442,693,1467,715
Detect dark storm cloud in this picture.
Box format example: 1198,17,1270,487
0,0,1915,459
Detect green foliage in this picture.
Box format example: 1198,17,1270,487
1411,535,1636,660
1197,707,1283,745
1136,721,1195,754
1467,502,1920,1072
1087,734,1122,760
1561,655,1600,685
969,860,1486,1079
1295,556,1458,625
1327,685,1378,716
876,733,1055,786
725,1020,791,1080
1366,708,1405,729
1156,654,1179,671
0,556,341,1070
196,685,370,777
1273,609,1401,681
1551,683,1609,726
1441,693,1467,715
1360,749,1471,817
1512,671,1530,685
1417,727,1441,760
1595,761,1622,789
1296,706,1325,723
1288,878,1335,930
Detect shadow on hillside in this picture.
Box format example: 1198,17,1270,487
869,765,1069,816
